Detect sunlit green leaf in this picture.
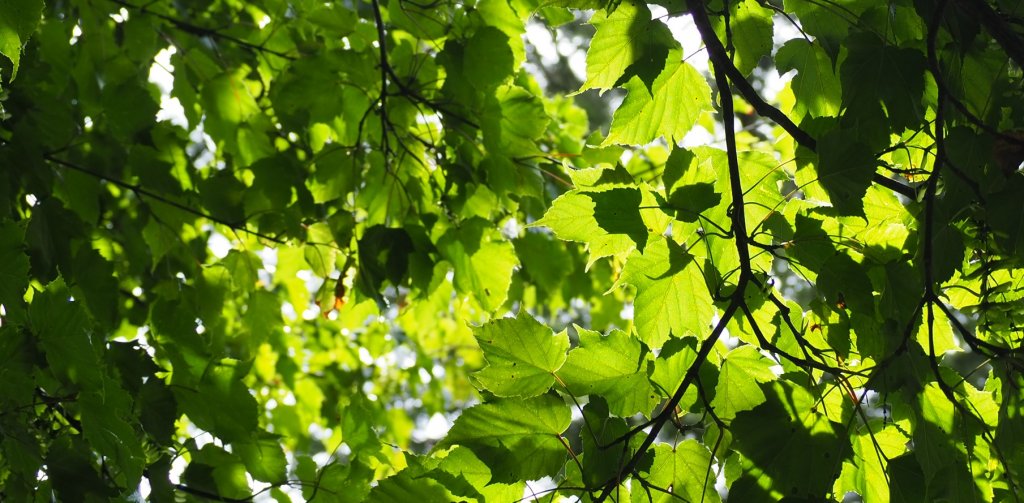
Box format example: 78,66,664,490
558,326,658,417
776,39,841,118
619,236,715,349
473,313,570,398
0,0,44,80
711,344,777,421
603,49,712,146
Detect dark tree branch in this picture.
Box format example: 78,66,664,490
594,3,759,498
592,300,742,502
686,0,917,200
44,154,287,244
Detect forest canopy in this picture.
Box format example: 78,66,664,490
2,0,1024,501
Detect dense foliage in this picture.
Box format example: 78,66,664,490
2,0,1024,500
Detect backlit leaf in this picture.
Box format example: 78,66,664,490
473,313,570,398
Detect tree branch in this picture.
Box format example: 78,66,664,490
956,0,1024,69
686,0,917,200
592,300,742,502
44,154,287,244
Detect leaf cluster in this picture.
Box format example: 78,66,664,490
1,0,1024,501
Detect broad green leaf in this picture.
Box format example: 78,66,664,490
888,454,927,503
776,39,841,118
482,85,550,155
730,381,849,500
472,313,570,398
785,0,874,59
201,69,261,138
649,337,699,399
816,128,877,215
838,424,909,503
710,0,774,76
29,277,103,388
579,1,651,93
367,468,460,502
986,176,1024,255
438,394,571,482
641,441,721,503
437,447,524,501
532,188,644,263
914,306,961,356
579,398,633,487
234,433,288,483
711,344,777,421
465,27,514,91
478,0,527,67
182,444,252,501
173,359,260,443
557,327,658,417
514,232,572,296
79,388,146,490
840,34,927,132
619,236,715,349
72,246,119,328
0,0,44,80
297,456,372,502
603,49,712,146
437,217,518,312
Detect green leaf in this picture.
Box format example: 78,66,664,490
79,388,146,490
472,313,570,398
986,176,1024,255
173,359,260,443
840,34,927,132
558,327,658,417
437,446,524,501
838,424,909,503
0,0,44,80
532,188,646,263
579,398,633,487
711,0,774,76
642,441,721,503
201,69,260,133
514,232,573,296
711,344,777,421
816,128,877,216
182,444,252,501
817,253,873,314
438,394,570,482
619,236,715,349
649,337,699,399
730,381,849,500
776,39,841,118
437,217,518,312
72,246,119,328
579,1,653,93
29,277,103,388
465,27,514,91
234,433,288,483
482,85,550,155
603,49,712,146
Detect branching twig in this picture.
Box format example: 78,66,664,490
108,0,296,60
